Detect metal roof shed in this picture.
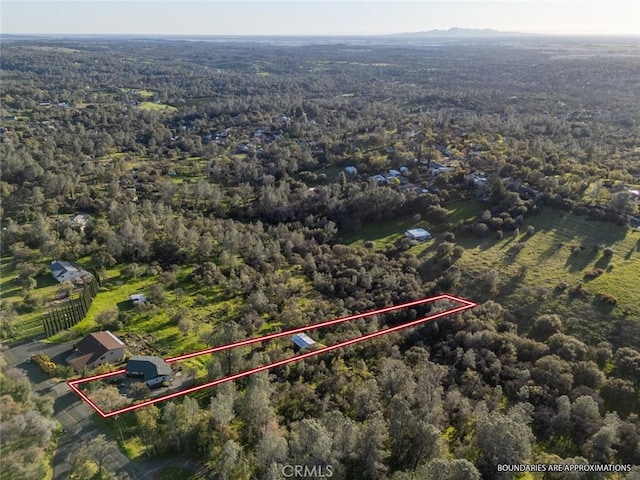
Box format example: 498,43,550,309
292,333,316,349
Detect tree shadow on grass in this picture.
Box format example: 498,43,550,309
117,300,134,312
565,247,598,273
499,273,525,298
498,235,516,250
507,241,527,256
624,239,640,260
0,286,20,299
416,242,438,260
591,297,616,315
36,274,58,289
593,254,612,270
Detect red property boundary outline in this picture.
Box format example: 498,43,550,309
68,294,476,418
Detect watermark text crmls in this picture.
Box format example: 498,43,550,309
282,464,334,478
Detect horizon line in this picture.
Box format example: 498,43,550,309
2,31,639,38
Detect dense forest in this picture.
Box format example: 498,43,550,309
1,37,639,479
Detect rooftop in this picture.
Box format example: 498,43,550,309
66,331,125,371
126,355,172,380
292,333,316,349
406,228,431,237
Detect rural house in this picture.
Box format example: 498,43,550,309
50,260,92,284
66,331,126,371
126,355,173,388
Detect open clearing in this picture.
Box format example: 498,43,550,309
343,202,640,340
138,102,177,112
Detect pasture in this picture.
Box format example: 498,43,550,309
343,202,640,344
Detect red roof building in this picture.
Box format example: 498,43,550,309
66,331,126,371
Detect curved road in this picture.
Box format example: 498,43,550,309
3,339,211,479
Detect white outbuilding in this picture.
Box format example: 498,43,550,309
405,228,432,242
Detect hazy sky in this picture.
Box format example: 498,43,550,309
2,1,639,36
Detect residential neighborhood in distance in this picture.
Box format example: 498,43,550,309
1,4,640,478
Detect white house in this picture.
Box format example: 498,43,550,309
405,228,432,242
70,214,90,231
50,260,92,284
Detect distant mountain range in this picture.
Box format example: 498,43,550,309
388,27,539,38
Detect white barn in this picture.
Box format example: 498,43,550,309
405,228,432,242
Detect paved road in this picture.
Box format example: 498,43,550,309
2,340,211,479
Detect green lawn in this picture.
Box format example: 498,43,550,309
120,88,155,99
138,102,177,112
0,256,62,340
454,209,640,339
341,204,640,342
446,199,486,225
67,270,159,337
340,215,433,249
339,198,486,250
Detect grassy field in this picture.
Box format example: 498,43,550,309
339,199,485,250
138,102,177,112
0,256,62,340
455,209,640,328
67,268,159,337
342,201,640,343
340,215,433,249
46,265,224,358
120,88,155,99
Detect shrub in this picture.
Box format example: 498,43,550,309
148,283,166,305
603,247,614,257
472,222,489,238
54,364,76,378
584,268,604,279
596,292,617,305
194,294,208,306
443,231,456,242
426,205,450,224
32,354,56,376
482,269,500,294
437,242,455,258
96,308,119,329
489,217,504,231
526,225,535,235
568,283,590,298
